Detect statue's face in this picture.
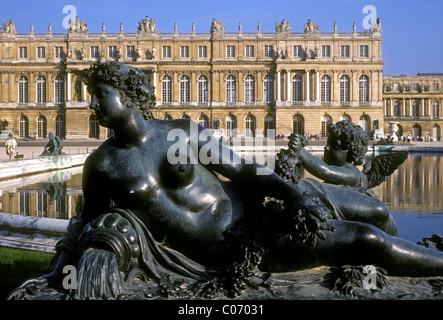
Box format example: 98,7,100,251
90,82,128,128
324,137,349,166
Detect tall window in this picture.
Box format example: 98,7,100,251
55,75,65,103
198,115,209,128
340,75,350,102
263,76,274,103
244,75,255,103
36,76,46,103
359,115,370,132
321,75,331,102
433,101,440,118
321,115,332,137
179,75,190,103
90,46,99,59
126,46,135,58
226,115,237,137
360,45,369,57
226,45,235,58
321,45,330,57
293,114,304,135
180,46,189,58
55,115,65,138
19,47,27,59
292,75,303,101
161,76,172,102
89,115,100,139
245,46,254,58
413,100,420,117
293,45,303,58
37,115,47,138
340,45,350,57
264,115,275,138
264,45,274,58
37,47,45,59
55,47,63,59
394,101,401,117
108,46,117,59
359,76,369,102
162,46,171,58
198,46,207,58
245,115,255,138
198,75,208,103
19,115,29,138
18,76,28,103
226,75,236,103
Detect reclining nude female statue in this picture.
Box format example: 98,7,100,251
8,62,443,300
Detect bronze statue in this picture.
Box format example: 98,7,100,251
40,132,66,156
8,62,443,300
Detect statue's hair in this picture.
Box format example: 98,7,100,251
327,120,369,165
82,62,156,120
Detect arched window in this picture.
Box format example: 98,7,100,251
321,75,331,102
37,115,47,138
359,75,369,102
263,75,274,102
197,75,208,103
359,114,371,133
89,115,100,139
212,119,220,130
433,124,441,141
264,115,275,138
433,101,440,118
292,75,303,101
55,115,65,138
394,100,401,116
321,115,332,137
55,75,65,103
163,114,172,120
226,75,236,103
19,115,29,138
412,100,420,117
413,124,422,140
18,76,28,103
245,115,255,138
36,76,46,103
293,114,304,135
341,114,351,122
198,114,209,128
226,115,237,137
161,76,172,102
179,75,190,103
340,75,350,102
244,75,255,103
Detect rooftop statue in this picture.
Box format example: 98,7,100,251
275,19,291,33
8,62,443,300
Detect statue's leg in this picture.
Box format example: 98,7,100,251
260,220,443,277
321,184,399,236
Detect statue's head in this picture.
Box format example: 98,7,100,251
327,120,369,165
82,62,156,120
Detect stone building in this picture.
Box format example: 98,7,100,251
383,73,443,141
0,16,385,140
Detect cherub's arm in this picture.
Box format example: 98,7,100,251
289,134,361,187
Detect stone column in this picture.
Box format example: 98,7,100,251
83,83,87,101
315,70,320,102
276,70,281,101
153,71,157,98
305,69,310,102
67,72,71,101
286,70,291,102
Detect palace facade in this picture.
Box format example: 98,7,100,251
383,74,443,141
0,17,386,140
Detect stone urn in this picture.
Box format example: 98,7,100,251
388,121,400,141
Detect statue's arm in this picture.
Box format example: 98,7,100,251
298,148,360,186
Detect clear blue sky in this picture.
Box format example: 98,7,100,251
1,0,442,75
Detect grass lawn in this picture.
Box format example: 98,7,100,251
0,247,54,300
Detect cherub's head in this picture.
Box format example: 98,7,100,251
82,62,156,120
326,120,369,166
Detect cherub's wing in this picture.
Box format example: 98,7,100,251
363,152,408,189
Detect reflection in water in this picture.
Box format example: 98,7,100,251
0,153,442,242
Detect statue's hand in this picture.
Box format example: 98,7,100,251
288,133,305,153
7,276,49,300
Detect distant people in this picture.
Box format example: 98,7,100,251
5,132,17,160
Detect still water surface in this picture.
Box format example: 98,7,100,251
0,153,442,242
